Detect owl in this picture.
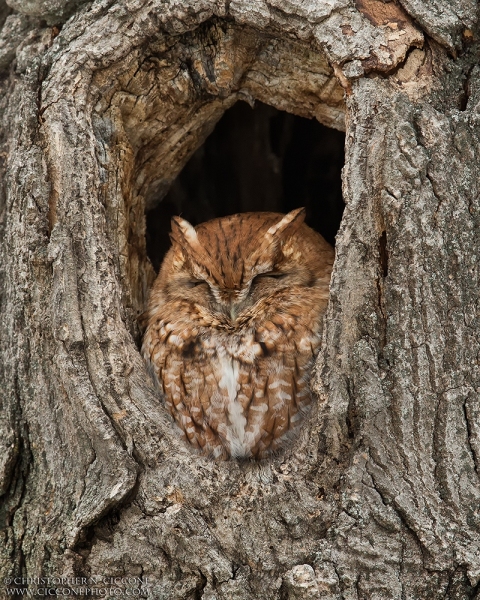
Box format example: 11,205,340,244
142,208,334,459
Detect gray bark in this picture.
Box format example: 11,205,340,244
0,0,479,598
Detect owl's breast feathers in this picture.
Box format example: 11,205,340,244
143,284,327,459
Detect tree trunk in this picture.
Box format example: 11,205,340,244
1,0,479,598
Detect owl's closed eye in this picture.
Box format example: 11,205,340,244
142,208,334,459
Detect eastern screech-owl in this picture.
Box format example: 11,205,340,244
142,208,334,459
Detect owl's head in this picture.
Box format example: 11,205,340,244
152,208,333,324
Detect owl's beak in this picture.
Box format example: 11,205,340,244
217,289,243,323
221,293,242,323
230,304,238,322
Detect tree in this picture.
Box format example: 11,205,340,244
1,0,479,597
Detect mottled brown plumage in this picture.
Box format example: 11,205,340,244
142,209,334,459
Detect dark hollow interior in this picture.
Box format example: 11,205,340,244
146,101,345,272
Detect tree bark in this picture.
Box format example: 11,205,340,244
0,0,479,598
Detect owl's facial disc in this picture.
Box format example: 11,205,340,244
168,209,311,324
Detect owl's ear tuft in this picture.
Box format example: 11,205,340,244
266,207,306,242
169,216,222,281
170,216,199,253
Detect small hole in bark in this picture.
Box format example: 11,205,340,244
459,65,474,111
146,100,345,271
379,231,389,277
